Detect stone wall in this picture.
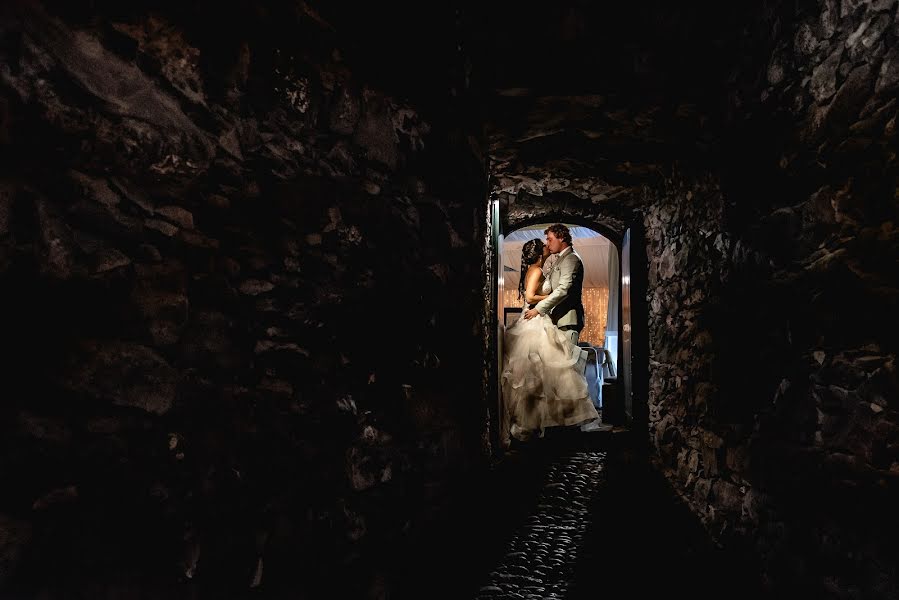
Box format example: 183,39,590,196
490,170,639,238
0,1,486,597
646,1,899,596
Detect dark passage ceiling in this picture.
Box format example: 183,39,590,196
478,0,768,180
238,0,773,181
318,0,771,181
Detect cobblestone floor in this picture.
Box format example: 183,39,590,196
474,451,606,600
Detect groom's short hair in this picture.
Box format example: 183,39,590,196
544,223,572,246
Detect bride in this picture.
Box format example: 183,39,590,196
502,238,600,443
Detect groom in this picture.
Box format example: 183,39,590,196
523,223,585,346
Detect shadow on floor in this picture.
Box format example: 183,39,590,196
569,450,766,600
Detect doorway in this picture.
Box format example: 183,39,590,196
487,212,646,455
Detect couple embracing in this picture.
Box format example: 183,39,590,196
502,223,600,444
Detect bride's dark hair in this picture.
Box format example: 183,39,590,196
518,238,544,300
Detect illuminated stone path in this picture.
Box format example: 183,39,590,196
474,451,605,600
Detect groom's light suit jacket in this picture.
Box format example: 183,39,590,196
535,246,585,330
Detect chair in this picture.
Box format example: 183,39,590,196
577,342,604,409
600,347,616,380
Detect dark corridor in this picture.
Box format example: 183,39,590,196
1,0,897,598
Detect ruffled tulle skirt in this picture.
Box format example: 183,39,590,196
501,314,599,443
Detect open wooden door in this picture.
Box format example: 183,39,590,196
621,228,634,422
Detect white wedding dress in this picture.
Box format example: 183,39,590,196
501,277,599,442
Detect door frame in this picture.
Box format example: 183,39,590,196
485,210,648,457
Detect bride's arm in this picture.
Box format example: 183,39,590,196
524,268,548,305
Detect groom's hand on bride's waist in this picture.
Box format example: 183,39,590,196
523,308,540,320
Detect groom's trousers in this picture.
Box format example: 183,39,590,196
559,326,580,347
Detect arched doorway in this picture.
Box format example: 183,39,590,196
486,203,649,457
